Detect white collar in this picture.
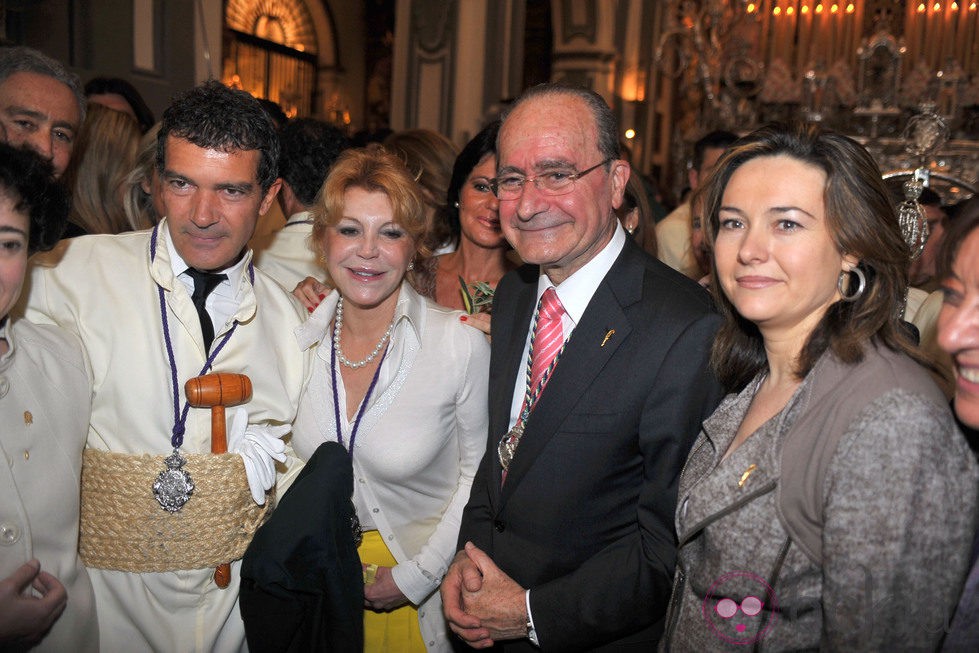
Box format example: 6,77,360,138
536,221,626,324
286,210,315,225
0,317,11,368
164,221,248,288
295,281,425,351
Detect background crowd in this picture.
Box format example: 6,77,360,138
1,43,978,653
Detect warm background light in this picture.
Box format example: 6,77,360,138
624,129,636,140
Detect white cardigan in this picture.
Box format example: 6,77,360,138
0,318,97,652
293,283,490,652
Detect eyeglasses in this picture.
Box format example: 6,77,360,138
491,158,613,200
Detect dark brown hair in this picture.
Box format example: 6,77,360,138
937,196,979,282
703,123,919,390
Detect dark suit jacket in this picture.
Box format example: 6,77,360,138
458,238,724,652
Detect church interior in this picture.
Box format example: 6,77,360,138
2,0,977,203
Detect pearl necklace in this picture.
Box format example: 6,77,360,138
333,297,394,369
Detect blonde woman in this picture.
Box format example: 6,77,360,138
62,103,140,235
292,145,489,652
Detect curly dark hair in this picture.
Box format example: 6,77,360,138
278,118,350,206
156,80,279,192
0,142,69,253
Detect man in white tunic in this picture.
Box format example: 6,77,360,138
655,130,737,279
18,81,309,652
251,117,349,290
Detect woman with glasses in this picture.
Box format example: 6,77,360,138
661,124,977,650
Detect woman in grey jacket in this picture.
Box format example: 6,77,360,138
662,124,979,652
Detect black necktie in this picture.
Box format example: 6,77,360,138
185,268,226,350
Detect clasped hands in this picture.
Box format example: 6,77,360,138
227,408,289,505
441,541,529,648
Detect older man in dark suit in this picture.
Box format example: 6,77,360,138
440,83,724,651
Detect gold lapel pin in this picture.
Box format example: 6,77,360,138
738,464,758,488
601,329,615,347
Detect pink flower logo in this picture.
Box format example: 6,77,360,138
702,571,778,645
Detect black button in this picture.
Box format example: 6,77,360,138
494,520,505,532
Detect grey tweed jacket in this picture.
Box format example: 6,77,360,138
661,345,979,652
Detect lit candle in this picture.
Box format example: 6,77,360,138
916,0,927,65
799,2,813,70
965,3,977,72
924,2,938,66
832,5,838,62
908,4,925,64
943,1,953,62
957,0,969,62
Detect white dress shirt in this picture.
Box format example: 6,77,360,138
508,222,627,429
167,227,249,333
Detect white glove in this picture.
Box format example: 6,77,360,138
227,407,290,505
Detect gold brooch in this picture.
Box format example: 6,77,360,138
738,464,758,488
601,329,615,347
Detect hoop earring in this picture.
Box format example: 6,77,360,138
838,267,866,302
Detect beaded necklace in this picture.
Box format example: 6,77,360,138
333,297,394,368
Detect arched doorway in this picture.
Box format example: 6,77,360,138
222,0,320,117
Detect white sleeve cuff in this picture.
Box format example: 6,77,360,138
526,590,540,647
390,559,439,605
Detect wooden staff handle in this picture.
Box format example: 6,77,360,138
211,404,232,589
184,373,252,589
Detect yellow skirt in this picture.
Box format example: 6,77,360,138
360,530,426,652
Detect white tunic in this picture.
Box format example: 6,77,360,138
0,318,97,652
293,283,490,652
250,211,322,292
18,220,309,652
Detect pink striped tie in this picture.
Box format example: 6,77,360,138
530,288,565,396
